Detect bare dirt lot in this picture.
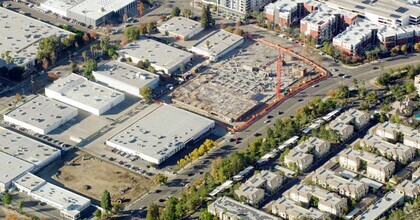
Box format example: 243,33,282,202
52,151,152,203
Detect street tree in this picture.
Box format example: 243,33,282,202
199,209,213,220
146,203,159,220
183,8,192,18
171,7,181,17
138,1,145,16
82,51,88,62
152,174,168,185
2,193,12,205
140,86,153,101
401,44,408,55
146,22,154,34
94,209,102,218
124,26,140,42
18,201,23,213
82,32,90,45
101,190,112,212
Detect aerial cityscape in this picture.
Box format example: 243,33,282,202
0,0,419,219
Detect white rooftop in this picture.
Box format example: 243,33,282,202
333,19,380,47
5,95,78,133
158,17,203,38
45,73,124,111
119,38,193,70
357,192,404,220
94,60,159,89
0,7,72,66
108,104,214,162
0,127,60,166
68,0,137,20
192,29,244,57
40,0,83,12
0,151,34,186
301,6,338,27
13,172,46,192
32,182,90,215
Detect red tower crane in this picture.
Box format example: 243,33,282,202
275,43,298,100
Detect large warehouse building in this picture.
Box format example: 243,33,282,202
4,95,78,135
190,29,244,61
45,73,125,116
93,60,159,97
106,104,215,165
0,127,61,171
14,173,91,220
158,17,204,40
118,38,194,74
0,152,34,192
0,7,72,69
40,0,137,27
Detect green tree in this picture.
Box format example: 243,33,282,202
2,194,12,205
140,86,153,101
171,7,181,17
124,26,140,42
146,22,154,34
70,60,78,73
365,91,378,104
82,51,88,62
182,8,192,18
18,201,23,213
146,203,159,220
199,209,213,220
256,12,265,25
101,190,112,212
83,59,97,80
152,174,168,185
200,5,212,28
94,209,102,218
401,44,407,55
99,36,110,51
405,82,415,94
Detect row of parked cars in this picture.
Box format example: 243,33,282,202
109,148,154,177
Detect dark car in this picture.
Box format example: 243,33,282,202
254,133,261,137
278,111,283,115
298,99,304,102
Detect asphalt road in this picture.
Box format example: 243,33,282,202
125,54,419,214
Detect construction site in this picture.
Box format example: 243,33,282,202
172,41,324,124
51,151,152,204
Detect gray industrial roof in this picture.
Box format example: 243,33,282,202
108,104,214,162
0,151,34,186
119,38,193,70
0,7,72,66
0,127,60,166
5,95,78,132
357,192,404,220
13,172,46,191
158,17,203,38
192,29,244,57
94,60,159,89
68,0,137,20
45,73,124,111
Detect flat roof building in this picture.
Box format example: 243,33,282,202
272,197,328,219
339,148,395,182
40,0,137,27
190,29,244,61
119,38,193,74
93,60,159,97
14,173,90,220
158,17,204,40
359,134,416,163
0,127,61,171
4,95,78,135
312,169,369,199
0,151,34,192
107,104,215,164
0,7,72,69
265,0,320,27
45,73,125,116
356,192,404,220
208,196,280,220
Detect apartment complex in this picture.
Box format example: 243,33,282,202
395,179,420,199
329,120,354,140
356,192,404,220
377,25,420,49
336,108,371,130
235,170,283,205
208,0,272,19
284,149,314,171
300,6,341,44
271,197,328,219
311,169,369,199
339,148,396,182
264,0,319,27
372,122,420,149
285,184,348,216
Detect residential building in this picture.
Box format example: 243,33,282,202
265,0,319,27
0,7,72,69
300,6,340,44
235,184,265,205
284,149,314,171
190,29,244,61
356,192,404,220
412,167,420,180
372,122,420,149
377,25,420,49
336,108,371,129
312,169,369,199
205,0,272,20
395,179,420,199
333,19,380,56
415,75,420,96
285,184,348,216
360,134,416,163
329,120,354,140
271,197,328,219
208,196,280,220
339,148,395,182
326,0,420,27
158,17,204,40
93,60,159,97
295,137,331,158
14,173,91,220
45,73,125,116
4,95,78,135
0,152,34,192
107,104,215,165
246,170,283,193
119,38,194,74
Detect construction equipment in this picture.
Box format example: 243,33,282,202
275,43,298,100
